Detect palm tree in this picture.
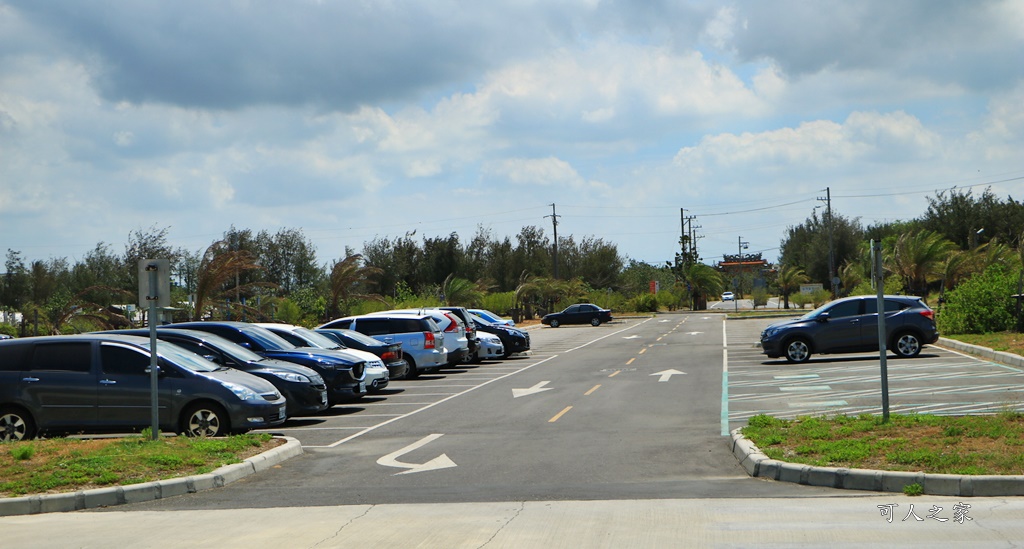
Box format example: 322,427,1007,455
192,240,271,321
327,254,384,319
776,265,809,309
680,262,723,309
887,230,957,296
441,274,483,306
837,261,863,298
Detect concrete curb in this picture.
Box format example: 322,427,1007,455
936,337,1024,369
729,429,1024,496
0,436,302,516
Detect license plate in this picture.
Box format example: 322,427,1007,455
279,405,286,418
320,391,328,406
359,382,366,393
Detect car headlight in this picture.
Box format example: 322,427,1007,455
271,371,311,383
315,359,336,369
763,327,780,339
222,381,260,401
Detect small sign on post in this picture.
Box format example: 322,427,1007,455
138,259,170,440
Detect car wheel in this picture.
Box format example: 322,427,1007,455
405,356,419,378
590,318,601,327
181,402,229,437
550,319,560,328
893,332,922,358
784,338,811,363
0,407,36,442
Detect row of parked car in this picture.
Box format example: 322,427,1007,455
0,307,529,441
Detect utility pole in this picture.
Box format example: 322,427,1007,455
546,203,560,279
818,187,836,298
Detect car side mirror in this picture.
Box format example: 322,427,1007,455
816,312,830,322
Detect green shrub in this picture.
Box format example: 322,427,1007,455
751,288,768,309
937,264,1020,334
0,323,17,338
629,292,659,313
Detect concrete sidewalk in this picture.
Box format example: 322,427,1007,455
3,497,1023,547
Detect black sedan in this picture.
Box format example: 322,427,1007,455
541,303,613,327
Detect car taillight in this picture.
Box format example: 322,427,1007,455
442,313,459,333
381,351,397,361
919,309,935,321
424,331,435,349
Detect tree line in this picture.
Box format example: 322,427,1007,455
1,187,1020,336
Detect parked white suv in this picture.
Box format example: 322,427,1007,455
375,309,470,367
318,314,446,378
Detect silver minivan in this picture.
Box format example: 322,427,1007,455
0,334,287,441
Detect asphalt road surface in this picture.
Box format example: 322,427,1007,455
107,314,845,511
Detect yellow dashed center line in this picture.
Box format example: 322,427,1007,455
638,348,647,355
549,406,573,423
585,384,601,396
626,358,636,365
609,370,621,378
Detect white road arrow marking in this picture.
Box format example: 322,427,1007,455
623,335,642,339
513,381,553,398
377,434,457,475
685,331,703,336
651,369,686,382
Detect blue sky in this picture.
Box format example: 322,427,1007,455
1,0,1022,269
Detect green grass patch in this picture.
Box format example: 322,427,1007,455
741,412,1024,475
0,433,276,497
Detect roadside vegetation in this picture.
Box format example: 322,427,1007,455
0,433,278,497
741,412,1024,476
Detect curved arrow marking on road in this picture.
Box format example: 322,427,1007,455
377,433,457,475
513,381,553,398
623,335,642,339
651,369,686,382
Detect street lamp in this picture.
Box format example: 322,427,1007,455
737,236,748,312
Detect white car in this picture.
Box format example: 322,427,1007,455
475,331,505,361
721,292,735,301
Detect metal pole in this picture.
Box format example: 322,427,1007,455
874,241,889,422
147,265,160,440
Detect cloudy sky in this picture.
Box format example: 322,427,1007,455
2,1,1022,270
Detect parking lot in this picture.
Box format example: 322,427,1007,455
255,314,1024,451
725,316,1024,431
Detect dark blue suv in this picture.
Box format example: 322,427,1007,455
760,295,939,363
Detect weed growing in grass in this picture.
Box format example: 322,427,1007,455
9,444,35,461
904,483,924,496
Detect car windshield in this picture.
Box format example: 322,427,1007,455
327,329,381,347
469,313,493,326
798,300,834,321
239,326,297,351
294,327,345,349
182,331,266,363
471,310,500,322
148,340,221,372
